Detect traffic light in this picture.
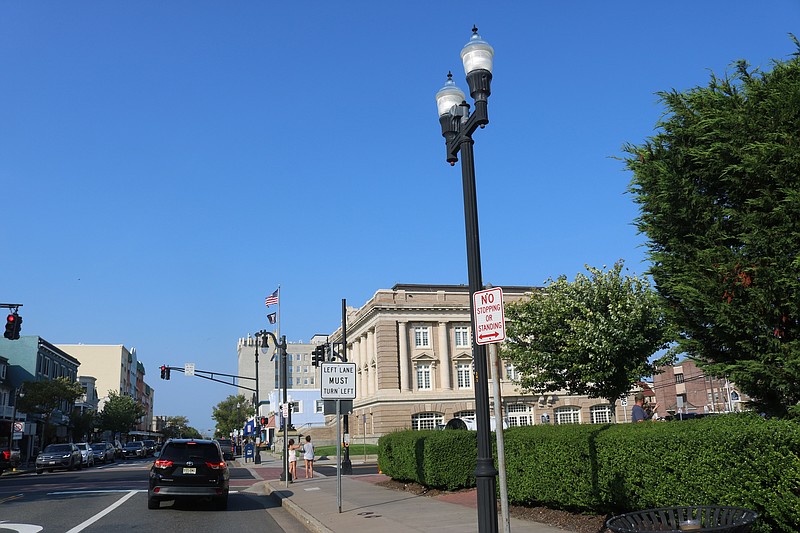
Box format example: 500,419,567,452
311,345,326,367
4,313,21,340
160,365,167,379
259,416,266,426
165,367,171,380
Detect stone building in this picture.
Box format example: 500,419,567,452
326,284,640,440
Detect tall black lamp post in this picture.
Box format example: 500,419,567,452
436,27,498,533
257,330,290,486
253,331,272,464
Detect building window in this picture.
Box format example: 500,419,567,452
411,412,443,430
315,400,324,413
456,363,473,389
414,327,430,348
290,401,300,413
675,373,685,384
554,406,581,425
590,405,611,424
416,364,431,390
507,403,532,426
505,364,518,381
454,326,470,347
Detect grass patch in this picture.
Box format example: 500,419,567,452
315,444,379,457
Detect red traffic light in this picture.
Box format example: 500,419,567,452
4,312,21,340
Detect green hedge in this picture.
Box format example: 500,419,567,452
378,414,800,533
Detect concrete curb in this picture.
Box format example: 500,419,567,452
264,481,333,533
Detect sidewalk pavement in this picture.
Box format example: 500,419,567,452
244,454,576,533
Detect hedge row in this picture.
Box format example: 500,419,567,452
377,414,800,533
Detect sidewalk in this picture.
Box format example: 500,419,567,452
245,455,575,533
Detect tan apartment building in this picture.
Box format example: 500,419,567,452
56,344,155,433
326,284,643,440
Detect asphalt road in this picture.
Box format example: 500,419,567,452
0,458,307,533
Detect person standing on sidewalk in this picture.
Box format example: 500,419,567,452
288,439,298,481
302,435,315,479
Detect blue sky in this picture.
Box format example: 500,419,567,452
2,1,797,433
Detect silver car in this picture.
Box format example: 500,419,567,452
91,442,115,464
76,442,95,467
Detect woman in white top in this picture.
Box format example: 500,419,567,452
288,438,298,481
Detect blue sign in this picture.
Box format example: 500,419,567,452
243,419,255,436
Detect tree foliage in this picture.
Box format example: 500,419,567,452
212,395,252,438
16,377,84,444
160,416,201,439
624,38,800,417
97,391,146,435
502,261,672,417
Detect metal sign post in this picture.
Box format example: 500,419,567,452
320,363,356,513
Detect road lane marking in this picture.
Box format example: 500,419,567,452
63,490,139,533
0,494,24,504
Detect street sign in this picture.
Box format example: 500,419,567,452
320,362,357,399
185,363,195,376
472,287,506,345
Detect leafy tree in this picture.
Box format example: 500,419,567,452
624,38,800,417
212,395,251,438
16,377,84,444
161,416,201,439
70,408,97,442
503,261,673,419
97,391,146,435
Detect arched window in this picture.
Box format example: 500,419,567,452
590,405,611,424
411,412,443,430
506,403,533,426
554,406,581,425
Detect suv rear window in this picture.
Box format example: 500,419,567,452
161,442,220,462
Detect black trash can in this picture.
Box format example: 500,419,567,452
606,505,758,533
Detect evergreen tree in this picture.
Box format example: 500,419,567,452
624,38,800,416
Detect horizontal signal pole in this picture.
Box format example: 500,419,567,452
162,366,257,392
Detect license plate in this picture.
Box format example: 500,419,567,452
49,461,56,465
182,467,196,474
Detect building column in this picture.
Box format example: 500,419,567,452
358,337,367,399
438,321,452,390
366,330,375,396
398,321,411,392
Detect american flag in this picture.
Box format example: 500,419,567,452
264,289,279,307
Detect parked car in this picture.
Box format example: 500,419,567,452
215,439,234,460
76,443,95,467
123,441,146,458
142,439,156,457
35,443,82,474
148,439,229,510
91,442,115,463
0,448,21,475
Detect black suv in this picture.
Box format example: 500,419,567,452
148,439,230,510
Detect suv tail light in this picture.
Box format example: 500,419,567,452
205,460,226,470
153,459,173,469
